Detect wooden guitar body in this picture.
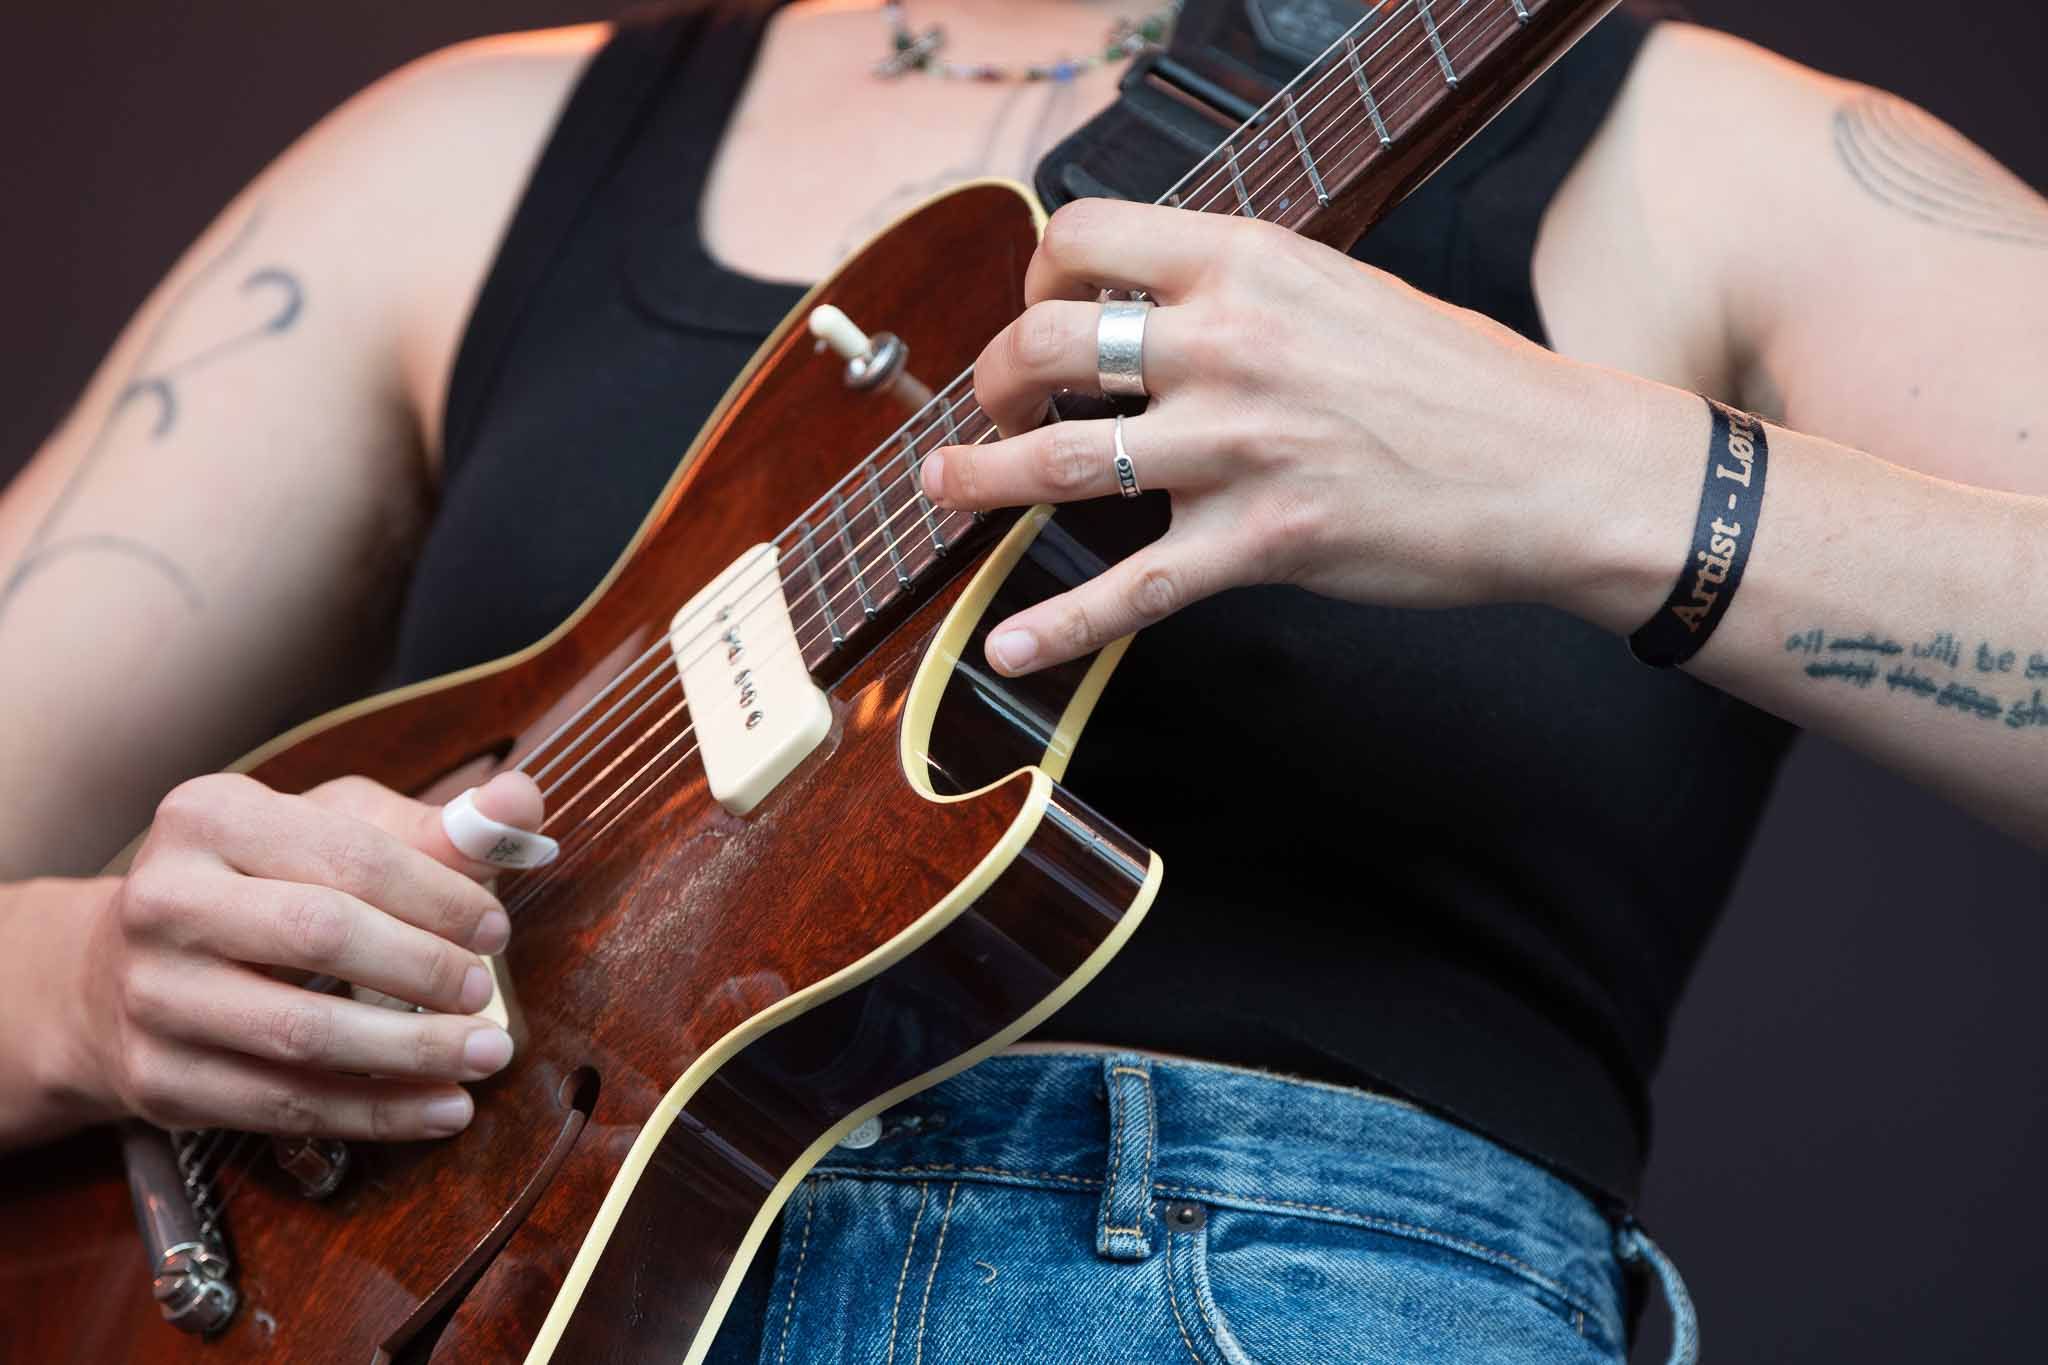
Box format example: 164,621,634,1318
0,180,1162,1364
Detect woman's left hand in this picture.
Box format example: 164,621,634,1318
921,199,1650,676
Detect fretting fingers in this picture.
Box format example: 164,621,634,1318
981,536,1232,676
923,412,1214,512
973,299,1189,436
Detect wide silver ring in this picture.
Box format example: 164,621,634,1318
1096,299,1153,399
1112,413,1141,498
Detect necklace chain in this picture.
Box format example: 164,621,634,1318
874,0,1182,82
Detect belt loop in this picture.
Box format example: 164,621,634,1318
1095,1053,1158,1261
1616,1218,1700,1365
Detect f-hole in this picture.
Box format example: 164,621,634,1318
376,1067,602,1365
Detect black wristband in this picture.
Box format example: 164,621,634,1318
1627,397,1770,668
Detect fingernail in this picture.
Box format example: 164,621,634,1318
463,1026,514,1075
989,629,1037,674
422,1092,474,1136
460,964,493,1014
472,909,511,955
921,452,946,501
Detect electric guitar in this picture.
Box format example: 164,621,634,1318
0,2,1619,1360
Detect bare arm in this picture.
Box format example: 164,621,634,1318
0,29,599,879
0,30,597,1145
1538,26,2048,847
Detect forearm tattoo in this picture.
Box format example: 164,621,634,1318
1832,93,2048,248
0,209,305,629
1788,628,2048,730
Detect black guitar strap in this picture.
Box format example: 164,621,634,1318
1032,0,1374,211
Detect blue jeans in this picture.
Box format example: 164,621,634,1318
706,1051,1696,1363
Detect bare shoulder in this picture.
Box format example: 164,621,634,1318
346,26,613,462
1530,22,1842,405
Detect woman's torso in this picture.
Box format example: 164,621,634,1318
387,0,1793,1209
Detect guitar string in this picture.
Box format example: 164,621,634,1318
195,0,1515,1213
504,0,1442,787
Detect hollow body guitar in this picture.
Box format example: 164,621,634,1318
0,182,1163,1364
0,2,1624,1358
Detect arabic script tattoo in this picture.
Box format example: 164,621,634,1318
0,210,305,629
1832,94,2048,248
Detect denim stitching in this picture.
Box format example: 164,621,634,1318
1184,1213,1260,1365
1102,1067,1131,1213
912,1181,960,1365
1150,1182,1592,1318
884,1181,932,1365
1120,1066,1158,1242
773,1183,817,1365
1162,1229,1212,1365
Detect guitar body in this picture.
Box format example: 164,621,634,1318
0,180,1161,1364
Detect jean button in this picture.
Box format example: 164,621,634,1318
839,1116,883,1150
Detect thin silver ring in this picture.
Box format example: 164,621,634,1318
1096,299,1153,400
1112,413,1141,498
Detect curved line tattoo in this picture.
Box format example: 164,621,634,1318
4,536,206,613
1832,94,2048,248
1,207,307,631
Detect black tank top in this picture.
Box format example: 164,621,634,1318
393,0,1787,1208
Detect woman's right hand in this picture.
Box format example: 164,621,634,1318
71,769,544,1141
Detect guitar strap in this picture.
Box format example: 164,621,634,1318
1032,0,1367,211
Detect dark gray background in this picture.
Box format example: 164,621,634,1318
4,2,2044,1360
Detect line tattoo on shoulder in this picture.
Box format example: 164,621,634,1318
1832,93,2048,248
1,209,305,629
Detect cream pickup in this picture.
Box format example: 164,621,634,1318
670,545,834,815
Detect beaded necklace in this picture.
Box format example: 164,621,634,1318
873,0,1181,82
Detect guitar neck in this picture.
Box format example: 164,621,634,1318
1157,0,1622,249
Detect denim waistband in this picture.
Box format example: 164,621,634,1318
813,1050,1631,1346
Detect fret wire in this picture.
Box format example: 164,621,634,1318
831,492,876,618
1282,91,1332,208
1233,0,1526,228
1343,31,1394,147
1510,0,1531,21
1225,141,1258,218
866,463,911,587
797,520,843,648
1417,0,1460,87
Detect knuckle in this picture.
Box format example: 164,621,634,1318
1128,565,1184,622
278,889,355,967
154,774,238,840
126,1045,188,1123
1011,302,1070,373
118,868,185,937
421,947,469,1009
1054,603,1098,656
118,962,177,1034
264,1086,321,1137
1038,425,1095,494
413,1022,455,1079
304,774,385,819
1041,200,1103,262
313,828,391,898
367,1093,407,1143
265,1003,331,1066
